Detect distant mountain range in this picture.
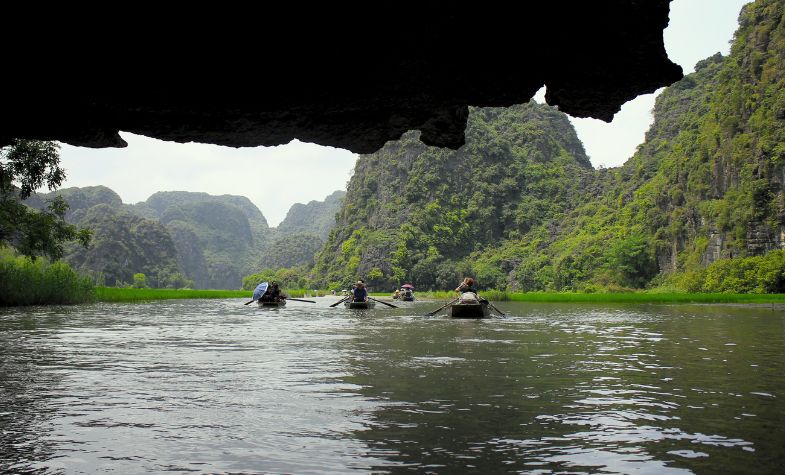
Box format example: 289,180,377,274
25,187,344,289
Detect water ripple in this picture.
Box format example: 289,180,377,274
0,299,783,473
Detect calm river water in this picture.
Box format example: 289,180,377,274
1,298,783,474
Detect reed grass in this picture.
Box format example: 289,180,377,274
502,292,785,303
371,289,785,303
0,249,94,306
285,288,328,298
93,287,325,302
95,287,249,302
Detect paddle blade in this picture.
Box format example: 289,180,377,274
369,297,397,308
423,298,459,316
243,299,256,305
484,300,506,317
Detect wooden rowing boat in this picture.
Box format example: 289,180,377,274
257,299,287,307
344,300,376,309
448,301,490,319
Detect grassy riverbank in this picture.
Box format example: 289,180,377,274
503,292,785,303
95,287,250,302
93,287,322,302
31,286,785,305
371,291,785,303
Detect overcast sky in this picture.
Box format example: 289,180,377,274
56,0,750,226
561,0,750,168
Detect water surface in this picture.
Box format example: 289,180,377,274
1,298,783,473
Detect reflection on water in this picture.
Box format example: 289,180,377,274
1,299,783,473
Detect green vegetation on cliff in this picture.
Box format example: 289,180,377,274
159,199,257,289
277,190,345,239
311,1,785,293
314,102,596,290
258,233,324,269
132,191,271,289
63,204,187,287
466,52,732,292
490,0,785,292
135,191,269,227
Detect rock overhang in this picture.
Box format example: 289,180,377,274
0,1,682,154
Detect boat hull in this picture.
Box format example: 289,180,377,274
344,301,376,309
401,296,415,302
258,300,287,307
448,302,490,319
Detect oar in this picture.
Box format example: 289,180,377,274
424,298,459,316
243,299,256,305
286,297,316,303
483,300,506,317
329,295,350,308
369,296,397,308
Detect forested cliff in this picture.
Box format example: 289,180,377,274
313,0,785,292
496,0,785,292
313,103,596,289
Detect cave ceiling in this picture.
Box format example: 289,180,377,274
1,2,682,154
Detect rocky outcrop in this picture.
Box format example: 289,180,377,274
745,223,785,256
277,190,345,240
139,192,268,227
314,102,594,288
63,204,181,287
165,221,210,289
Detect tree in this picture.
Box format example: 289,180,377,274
0,139,91,259
0,139,64,198
604,232,657,288
132,273,148,288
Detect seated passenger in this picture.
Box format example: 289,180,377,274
269,282,282,301
259,288,272,302
352,280,368,302
455,277,479,302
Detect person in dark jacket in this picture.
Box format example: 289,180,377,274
269,282,282,301
261,282,284,302
259,286,272,302
352,280,368,302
